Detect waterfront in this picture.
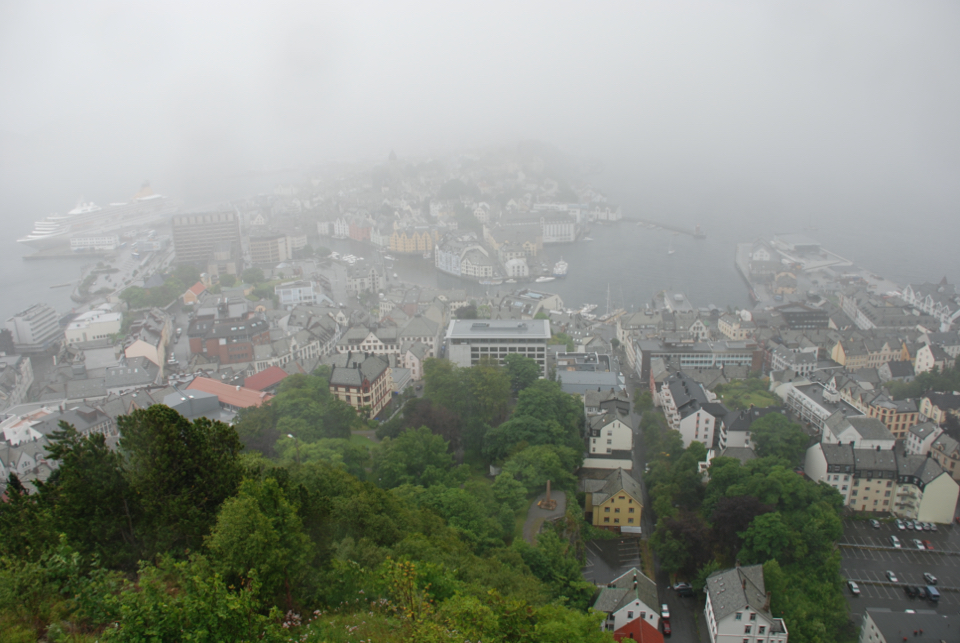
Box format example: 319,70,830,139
2,168,960,322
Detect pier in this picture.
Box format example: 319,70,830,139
621,217,706,238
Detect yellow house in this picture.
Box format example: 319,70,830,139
390,228,438,254
583,468,643,532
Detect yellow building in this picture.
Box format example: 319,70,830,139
583,468,643,532
390,228,439,254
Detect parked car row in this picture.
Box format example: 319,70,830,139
895,519,938,532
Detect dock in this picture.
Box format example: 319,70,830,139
621,217,706,238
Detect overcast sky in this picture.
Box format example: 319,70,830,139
1,1,958,222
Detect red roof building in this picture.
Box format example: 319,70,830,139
244,366,289,392
183,281,207,305
186,377,273,410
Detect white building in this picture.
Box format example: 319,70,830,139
275,281,318,308
658,372,728,449
6,303,61,353
64,309,123,344
445,319,550,377
70,234,121,251
704,564,788,643
587,412,633,455
905,421,942,456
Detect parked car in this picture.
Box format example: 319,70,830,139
870,519,881,529
848,581,861,595
913,539,925,550
661,604,670,620
896,519,906,531
922,540,934,551
890,535,901,548
916,586,928,600
905,585,919,598
662,620,671,636
886,571,898,583
930,523,938,532
905,520,914,530
927,586,940,602
924,572,938,585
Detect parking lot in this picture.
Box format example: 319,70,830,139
841,519,959,618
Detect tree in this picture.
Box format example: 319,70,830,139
501,445,578,493
219,273,237,288
399,397,462,453
42,423,139,568
455,304,479,319
242,267,265,285
233,404,280,457
738,512,792,564
750,413,809,466
206,478,312,607
513,379,583,448
118,406,244,557
634,390,654,414
492,473,528,513
482,415,566,463
372,426,453,488
503,353,541,394
709,495,774,565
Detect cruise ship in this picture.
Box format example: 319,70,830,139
17,183,178,252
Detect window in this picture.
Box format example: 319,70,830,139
750,613,756,621
735,613,742,621
628,518,634,523
629,507,635,513
604,507,610,512
603,517,609,523
745,626,752,634
614,518,620,523
759,626,766,634
615,508,621,513
627,611,633,619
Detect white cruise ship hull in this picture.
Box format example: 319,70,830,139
17,231,72,251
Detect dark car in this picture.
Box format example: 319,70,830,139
916,586,928,600
662,620,671,636
905,585,918,598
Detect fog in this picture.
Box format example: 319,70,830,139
2,1,959,227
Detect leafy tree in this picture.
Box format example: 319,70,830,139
372,426,453,488
501,444,578,493
650,511,712,578
206,478,312,607
503,353,541,394
492,473,528,513
398,397,461,453
482,415,566,463
233,404,280,457
750,413,809,466
513,379,583,445
633,390,654,414
118,406,244,557
274,436,370,479
513,530,595,610
219,273,237,288
455,304,479,319
709,495,774,565
172,264,201,286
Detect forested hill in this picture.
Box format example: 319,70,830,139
0,355,613,642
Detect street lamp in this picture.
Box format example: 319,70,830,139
287,433,301,466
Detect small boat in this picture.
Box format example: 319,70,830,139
384,254,396,260
535,276,556,283
393,273,398,278
505,279,517,283
583,236,594,242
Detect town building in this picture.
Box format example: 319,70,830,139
171,210,242,273
64,308,122,345
905,421,942,456
186,377,273,411
900,279,960,331
188,316,270,365
581,468,643,531
703,564,788,643
325,351,392,417
918,391,960,425
123,308,171,369
6,303,61,353
445,319,550,377
587,412,633,456
929,432,960,482
592,567,663,642
858,608,959,643
0,355,34,412
275,281,318,308
248,233,293,264
658,371,729,449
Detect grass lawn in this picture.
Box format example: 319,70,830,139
349,433,377,449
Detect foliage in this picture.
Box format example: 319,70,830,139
242,267,265,285
503,353,541,394
548,332,575,352
633,390,654,413
750,413,810,466
886,363,960,399
372,426,454,488
219,273,237,288
118,406,245,558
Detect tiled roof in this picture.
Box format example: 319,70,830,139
186,377,272,408
244,366,289,391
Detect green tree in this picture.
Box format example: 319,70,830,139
219,273,237,288
372,426,453,488
242,267,265,285
503,353,541,394
206,478,312,607
634,390,654,414
482,415,566,463
501,444,578,493
118,406,244,557
42,423,140,569
492,472,529,513
750,413,810,466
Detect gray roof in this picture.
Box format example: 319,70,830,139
705,565,776,623
591,468,644,508
326,352,389,387
846,416,895,441
852,448,897,473
820,443,855,466
725,406,787,434
932,432,960,457
719,446,757,465
864,608,959,642
897,454,946,486
593,567,659,616
908,421,939,440
445,319,550,340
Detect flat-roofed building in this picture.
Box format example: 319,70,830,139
65,309,122,344
445,319,550,377
171,210,241,266
6,303,61,353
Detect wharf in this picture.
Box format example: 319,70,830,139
22,248,112,260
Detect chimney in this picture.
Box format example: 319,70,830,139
742,578,746,590
761,591,771,612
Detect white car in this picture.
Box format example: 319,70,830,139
886,571,898,583
661,604,670,619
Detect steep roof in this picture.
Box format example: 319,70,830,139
592,468,644,508
705,564,774,623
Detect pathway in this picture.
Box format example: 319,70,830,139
522,490,567,545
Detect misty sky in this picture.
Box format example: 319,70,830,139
1,1,959,224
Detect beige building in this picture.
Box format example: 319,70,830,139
582,468,643,532
64,308,122,344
